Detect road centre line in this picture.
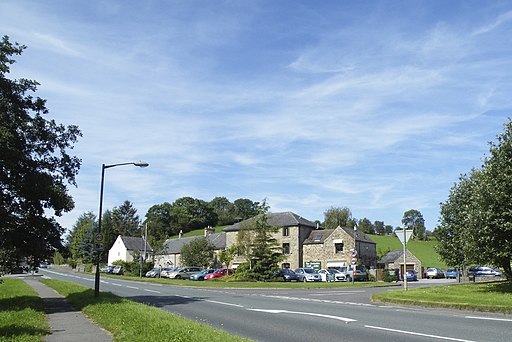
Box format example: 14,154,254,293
205,300,244,308
111,283,122,287
126,285,139,290
364,325,476,342
143,289,161,294
465,316,512,322
248,309,356,323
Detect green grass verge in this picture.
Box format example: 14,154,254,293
372,281,512,313
41,279,250,342
0,278,49,342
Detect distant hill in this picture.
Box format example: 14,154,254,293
368,234,447,268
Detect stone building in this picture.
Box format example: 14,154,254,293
302,226,377,269
107,235,153,265
224,211,319,269
377,249,422,278
154,226,226,267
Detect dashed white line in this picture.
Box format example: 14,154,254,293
365,325,476,342
205,300,244,308
466,316,512,322
126,286,139,290
143,289,161,294
111,283,123,287
248,309,356,323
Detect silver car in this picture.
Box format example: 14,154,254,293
167,267,202,279
294,268,322,282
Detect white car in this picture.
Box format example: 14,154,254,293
294,268,322,282
318,269,346,282
167,267,202,279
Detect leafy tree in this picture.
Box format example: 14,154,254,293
0,36,81,269
68,212,96,263
402,209,426,240
357,218,375,234
323,206,352,229
112,200,141,236
170,197,217,233
218,245,238,268
233,198,259,220
209,196,236,225
384,224,394,235
180,237,214,268
234,201,285,281
144,202,174,248
374,221,386,235
53,251,65,265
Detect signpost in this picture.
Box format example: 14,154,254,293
395,227,414,291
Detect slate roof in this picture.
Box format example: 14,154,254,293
302,226,376,245
157,232,226,255
223,211,317,232
120,236,153,252
378,250,404,263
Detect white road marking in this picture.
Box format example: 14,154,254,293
466,316,512,322
111,283,122,287
248,309,356,323
126,286,139,290
365,325,477,342
143,289,160,294
205,300,244,307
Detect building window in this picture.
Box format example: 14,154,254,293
282,243,290,254
335,243,344,254
283,227,289,236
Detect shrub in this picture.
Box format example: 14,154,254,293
382,269,397,282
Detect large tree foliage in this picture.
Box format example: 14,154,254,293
68,212,96,263
0,36,81,268
209,196,236,225
170,197,217,234
112,201,141,237
402,209,426,240
323,206,352,229
180,237,214,268
233,198,259,220
435,120,512,280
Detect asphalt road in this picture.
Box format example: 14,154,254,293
39,269,512,342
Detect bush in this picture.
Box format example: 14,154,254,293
84,263,93,272
53,251,65,265
382,269,397,282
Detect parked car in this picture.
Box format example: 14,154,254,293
273,268,300,282
318,269,346,282
445,268,458,279
145,268,161,278
190,269,216,281
39,262,48,269
403,269,418,281
167,267,202,279
492,268,502,277
101,265,115,274
112,265,123,275
469,266,501,277
353,266,369,281
426,267,444,279
204,268,235,280
337,266,353,282
159,267,177,278
294,268,322,282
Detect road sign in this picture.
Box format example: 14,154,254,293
95,243,104,251
94,233,104,243
395,229,414,246
351,250,357,257
351,257,357,265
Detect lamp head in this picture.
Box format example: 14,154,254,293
134,161,149,168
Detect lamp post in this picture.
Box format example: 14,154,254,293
94,161,149,297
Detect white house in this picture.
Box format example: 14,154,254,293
107,235,153,265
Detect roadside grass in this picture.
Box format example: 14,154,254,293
372,281,512,313
0,278,49,342
41,279,250,342
101,273,395,288
369,234,447,268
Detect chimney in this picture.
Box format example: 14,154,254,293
204,225,213,236
179,230,183,239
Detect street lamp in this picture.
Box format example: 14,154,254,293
94,161,149,297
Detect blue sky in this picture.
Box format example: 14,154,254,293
1,1,511,233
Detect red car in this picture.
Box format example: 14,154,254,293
204,268,234,280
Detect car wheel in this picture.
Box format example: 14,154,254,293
346,276,352,282
303,277,307,283
175,275,181,279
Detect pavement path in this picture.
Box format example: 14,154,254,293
23,276,112,342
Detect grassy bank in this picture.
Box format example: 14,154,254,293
41,279,250,342
372,281,512,313
0,278,49,342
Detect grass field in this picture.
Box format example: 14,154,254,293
42,279,250,342
368,234,447,268
0,278,49,342
372,281,512,313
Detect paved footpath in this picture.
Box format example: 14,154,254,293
23,277,112,342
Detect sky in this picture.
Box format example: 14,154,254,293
1,1,511,234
